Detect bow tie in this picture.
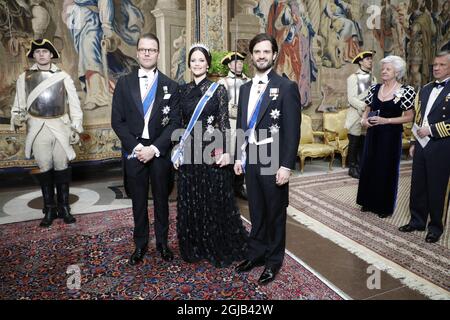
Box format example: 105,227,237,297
138,68,156,78
253,78,267,85
433,81,447,89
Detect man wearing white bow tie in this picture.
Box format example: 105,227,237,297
399,51,450,243
112,33,180,265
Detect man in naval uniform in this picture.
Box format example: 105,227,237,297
218,51,250,199
345,50,376,178
11,39,83,227
399,51,450,243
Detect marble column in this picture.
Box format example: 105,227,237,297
151,2,186,75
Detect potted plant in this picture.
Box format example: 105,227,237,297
208,51,229,81
208,51,251,81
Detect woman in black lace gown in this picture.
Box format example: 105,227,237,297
174,44,248,267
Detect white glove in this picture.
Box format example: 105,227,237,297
12,114,26,132
69,131,80,145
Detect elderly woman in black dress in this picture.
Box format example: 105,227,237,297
357,55,416,218
173,44,248,267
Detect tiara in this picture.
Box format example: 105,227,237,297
189,42,210,53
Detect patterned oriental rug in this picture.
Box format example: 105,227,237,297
289,164,450,299
0,205,342,300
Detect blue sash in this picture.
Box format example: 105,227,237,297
171,82,220,165
123,73,159,160
142,73,159,117
240,83,269,172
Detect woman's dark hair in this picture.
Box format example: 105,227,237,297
249,33,278,54
188,46,212,68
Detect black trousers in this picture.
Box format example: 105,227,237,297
245,163,288,268
409,139,450,236
348,134,365,167
233,172,245,190
126,155,174,248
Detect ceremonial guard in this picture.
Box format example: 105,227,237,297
218,51,250,199
11,39,83,227
345,50,376,178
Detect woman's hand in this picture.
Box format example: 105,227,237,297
173,159,181,170
215,153,230,167
368,116,390,126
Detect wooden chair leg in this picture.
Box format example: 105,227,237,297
301,157,305,173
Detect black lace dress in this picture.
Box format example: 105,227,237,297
176,78,248,267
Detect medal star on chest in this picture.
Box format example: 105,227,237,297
206,124,215,134
161,116,170,126
162,106,171,115
269,124,280,134
270,109,281,120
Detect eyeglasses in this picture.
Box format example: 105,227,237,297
138,48,159,54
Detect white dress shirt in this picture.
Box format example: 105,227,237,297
138,67,157,139
245,68,290,172
247,68,271,144
131,67,160,158
423,76,450,136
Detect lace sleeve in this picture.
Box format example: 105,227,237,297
179,85,187,128
216,84,230,133
400,85,416,111
216,84,230,154
364,84,377,107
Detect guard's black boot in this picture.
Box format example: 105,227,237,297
55,168,76,224
355,135,365,177
349,165,359,179
347,134,359,179
35,170,57,227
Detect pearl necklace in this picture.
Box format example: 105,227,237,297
379,82,400,99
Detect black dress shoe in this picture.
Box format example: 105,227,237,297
377,213,391,219
158,246,174,261
425,232,440,243
398,224,425,232
129,246,148,266
258,267,279,285
235,259,264,273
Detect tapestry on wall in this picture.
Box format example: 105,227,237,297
253,0,449,118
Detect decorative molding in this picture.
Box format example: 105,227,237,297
200,0,228,51
151,8,186,75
